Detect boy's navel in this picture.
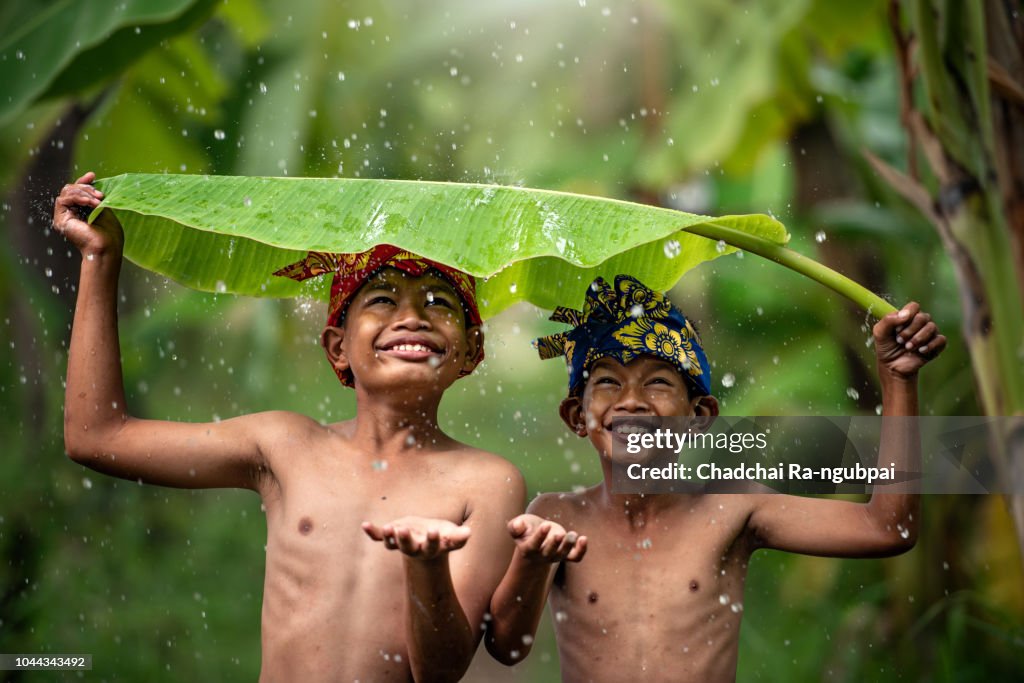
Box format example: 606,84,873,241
689,580,700,592
298,517,314,535
587,591,599,604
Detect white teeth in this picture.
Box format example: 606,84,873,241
613,424,648,434
391,344,432,352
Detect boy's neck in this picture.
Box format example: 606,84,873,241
594,478,691,530
349,388,449,453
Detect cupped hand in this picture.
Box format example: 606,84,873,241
362,516,471,560
508,513,587,563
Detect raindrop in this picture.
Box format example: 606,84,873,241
337,71,346,81
371,460,387,471
663,239,681,259
215,280,227,294
15,50,25,60
715,240,727,254
629,304,644,318
640,538,652,549
509,283,517,294
259,82,268,94
730,602,743,613
721,373,735,388
521,634,534,645
814,230,827,243
82,477,93,489
846,387,860,400
214,129,226,141
243,197,252,207
555,610,568,622
718,594,730,605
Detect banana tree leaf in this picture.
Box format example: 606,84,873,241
0,0,216,124
89,173,894,318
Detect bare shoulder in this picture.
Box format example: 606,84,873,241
227,409,328,451
449,445,524,484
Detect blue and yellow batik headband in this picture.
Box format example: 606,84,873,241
534,275,712,397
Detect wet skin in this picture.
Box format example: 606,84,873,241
55,175,525,683
489,308,945,682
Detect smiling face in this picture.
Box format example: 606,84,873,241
320,267,482,395
559,355,719,460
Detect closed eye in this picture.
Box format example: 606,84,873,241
367,294,395,306
647,377,674,386
594,376,619,385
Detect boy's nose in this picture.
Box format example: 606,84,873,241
392,301,432,330
613,387,650,412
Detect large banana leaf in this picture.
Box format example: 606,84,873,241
89,173,893,318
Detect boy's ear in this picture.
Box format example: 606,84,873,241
321,326,349,375
559,396,588,437
461,325,484,373
689,394,720,431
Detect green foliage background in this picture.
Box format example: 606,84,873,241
1,0,1021,681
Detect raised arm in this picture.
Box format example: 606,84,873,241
56,173,271,490
363,458,526,682
748,302,946,557
485,498,587,665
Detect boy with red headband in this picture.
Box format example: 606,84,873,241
55,173,524,682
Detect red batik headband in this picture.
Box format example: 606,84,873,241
274,244,484,386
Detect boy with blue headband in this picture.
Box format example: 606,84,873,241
486,274,945,682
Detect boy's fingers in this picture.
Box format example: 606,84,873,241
74,171,96,185
540,531,565,556
424,529,440,555
361,522,384,540
897,312,931,346
920,334,947,357
907,321,937,349
566,536,588,562
508,517,529,538
554,532,578,557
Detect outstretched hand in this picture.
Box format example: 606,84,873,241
362,517,471,560
873,301,947,379
53,171,123,256
508,513,587,564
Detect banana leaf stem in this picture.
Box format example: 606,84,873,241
688,222,897,318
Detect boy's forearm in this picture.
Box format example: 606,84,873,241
64,251,129,458
869,372,921,544
403,556,475,683
486,554,557,664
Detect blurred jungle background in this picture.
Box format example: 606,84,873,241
1,0,1022,680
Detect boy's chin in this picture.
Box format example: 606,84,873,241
353,366,461,394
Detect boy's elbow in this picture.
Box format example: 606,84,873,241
485,638,532,667
887,529,917,555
